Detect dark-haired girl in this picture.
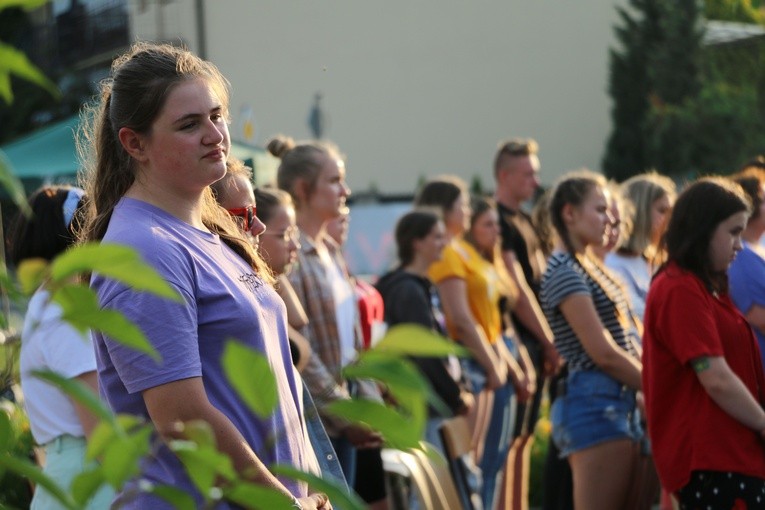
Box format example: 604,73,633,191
540,170,642,510
12,186,114,510
643,177,765,509
376,209,472,453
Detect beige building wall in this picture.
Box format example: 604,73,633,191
132,1,625,194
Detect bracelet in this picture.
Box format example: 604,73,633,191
291,497,304,510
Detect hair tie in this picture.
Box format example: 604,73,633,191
63,187,85,228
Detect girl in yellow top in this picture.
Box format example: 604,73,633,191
416,178,527,510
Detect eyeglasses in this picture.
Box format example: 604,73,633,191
261,227,299,243
226,205,256,231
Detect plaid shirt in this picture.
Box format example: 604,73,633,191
288,231,373,436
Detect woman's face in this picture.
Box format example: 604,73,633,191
650,193,672,244
470,208,501,254
259,204,299,275
568,185,611,249
603,194,622,253
218,174,266,245
129,79,231,195
414,220,447,266
444,192,471,236
306,154,350,222
708,211,747,272
326,211,350,247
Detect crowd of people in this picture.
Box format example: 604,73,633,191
9,42,765,510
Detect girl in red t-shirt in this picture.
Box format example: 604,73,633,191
643,177,765,509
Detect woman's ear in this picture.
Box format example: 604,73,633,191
294,178,310,205
118,127,148,163
562,202,576,225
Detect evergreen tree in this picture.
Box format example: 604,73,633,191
602,0,662,181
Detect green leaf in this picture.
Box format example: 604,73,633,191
325,399,421,450
31,369,114,424
0,42,59,104
0,150,31,215
71,468,106,506
344,352,447,418
222,340,278,418
149,484,197,510
101,426,152,488
86,414,143,461
52,284,161,361
176,419,217,449
16,258,48,295
0,410,12,453
0,0,51,11
0,454,78,510
223,481,294,510
374,324,469,357
50,243,181,302
272,464,368,510
170,440,236,498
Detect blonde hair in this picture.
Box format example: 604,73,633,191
619,172,676,257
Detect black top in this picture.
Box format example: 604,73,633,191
497,201,544,295
376,268,464,415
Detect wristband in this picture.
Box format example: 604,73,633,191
291,497,304,510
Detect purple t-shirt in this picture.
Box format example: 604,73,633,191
92,198,317,509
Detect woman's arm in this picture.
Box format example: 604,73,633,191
500,251,560,375
143,377,329,509
693,356,765,434
558,294,642,390
72,371,101,438
287,325,312,373
745,304,765,338
495,339,533,402
436,278,507,390
277,275,309,330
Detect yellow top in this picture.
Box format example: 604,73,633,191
428,238,515,345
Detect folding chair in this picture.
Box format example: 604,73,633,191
440,416,484,510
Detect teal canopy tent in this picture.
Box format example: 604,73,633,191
0,116,276,191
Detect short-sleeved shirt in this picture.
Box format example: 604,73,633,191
428,238,505,345
92,198,318,508
643,262,765,492
605,252,651,322
728,241,765,370
497,202,544,295
540,251,637,371
20,288,97,445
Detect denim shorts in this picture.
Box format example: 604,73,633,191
462,357,488,393
550,370,642,458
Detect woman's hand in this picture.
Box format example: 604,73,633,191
486,362,508,390
297,493,332,509
458,391,475,416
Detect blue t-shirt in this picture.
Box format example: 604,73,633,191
728,241,765,370
92,198,317,509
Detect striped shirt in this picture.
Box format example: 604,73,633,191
540,251,638,371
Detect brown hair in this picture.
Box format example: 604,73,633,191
270,134,343,209
619,172,675,257
254,187,294,226
413,175,468,218
394,209,442,267
493,137,539,177
78,42,270,280
730,167,765,225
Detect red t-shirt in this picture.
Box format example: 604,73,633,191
643,262,765,492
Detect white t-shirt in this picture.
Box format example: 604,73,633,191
20,288,97,445
318,246,357,368
604,252,651,321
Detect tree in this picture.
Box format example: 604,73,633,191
602,0,662,181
